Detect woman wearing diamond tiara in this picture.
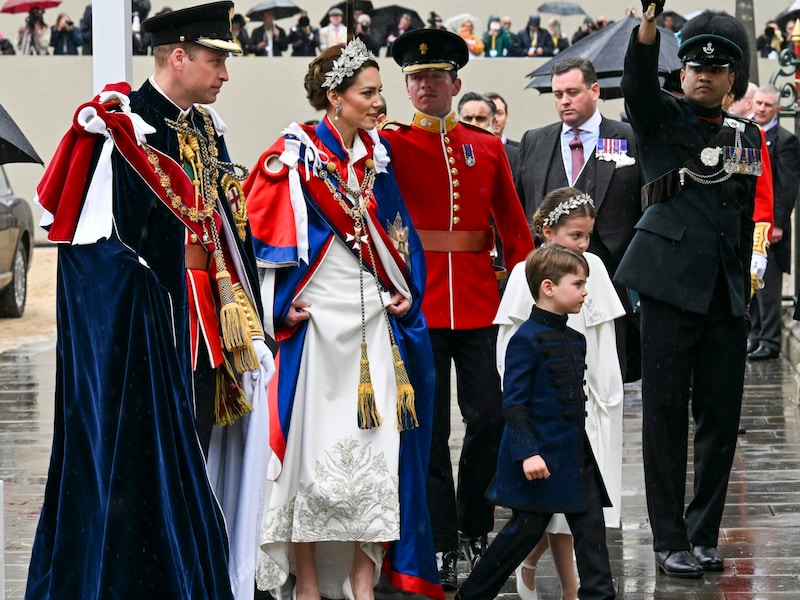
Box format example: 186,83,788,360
494,187,624,600
244,40,442,600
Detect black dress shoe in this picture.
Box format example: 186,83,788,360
746,339,759,354
436,550,459,590
655,550,703,578
692,545,724,571
458,534,488,570
748,345,779,361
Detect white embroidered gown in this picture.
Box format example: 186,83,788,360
256,138,406,597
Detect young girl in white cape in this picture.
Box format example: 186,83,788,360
494,187,624,600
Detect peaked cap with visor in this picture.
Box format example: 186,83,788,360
142,0,241,54
391,29,469,74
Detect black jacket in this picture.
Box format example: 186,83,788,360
615,28,762,316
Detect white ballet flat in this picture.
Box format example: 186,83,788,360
514,562,538,600
342,576,355,600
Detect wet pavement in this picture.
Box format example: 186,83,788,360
2,338,800,598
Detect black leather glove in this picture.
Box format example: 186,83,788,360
641,0,665,20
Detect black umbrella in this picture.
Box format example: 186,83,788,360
0,104,43,165
369,5,424,36
526,15,682,100
319,0,374,27
775,0,800,33
246,0,303,21
538,2,586,17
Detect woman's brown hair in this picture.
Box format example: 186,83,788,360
304,44,380,111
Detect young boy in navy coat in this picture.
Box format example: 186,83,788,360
455,245,616,600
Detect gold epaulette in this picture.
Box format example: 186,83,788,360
379,119,411,131
458,121,497,135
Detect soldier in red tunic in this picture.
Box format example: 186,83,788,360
381,28,535,589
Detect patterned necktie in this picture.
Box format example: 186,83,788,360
569,128,584,184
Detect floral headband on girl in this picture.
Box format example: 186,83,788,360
542,192,595,227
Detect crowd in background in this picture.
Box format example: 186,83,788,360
0,2,627,58
3,2,800,59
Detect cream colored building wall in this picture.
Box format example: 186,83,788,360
0,55,789,243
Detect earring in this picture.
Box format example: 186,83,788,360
335,104,342,120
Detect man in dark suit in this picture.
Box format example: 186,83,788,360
748,84,800,360
486,92,519,176
252,10,288,56
515,55,643,380
616,7,772,577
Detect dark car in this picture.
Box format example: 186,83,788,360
0,165,33,318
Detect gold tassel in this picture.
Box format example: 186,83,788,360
233,342,260,372
392,344,418,431
358,341,382,429
214,357,253,426
217,269,248,350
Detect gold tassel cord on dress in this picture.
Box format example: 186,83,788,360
214,356,254,426
392,343,418,431
358,341,382,429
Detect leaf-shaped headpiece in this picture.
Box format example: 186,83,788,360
322,38,376,90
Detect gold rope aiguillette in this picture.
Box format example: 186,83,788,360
145,108,257,425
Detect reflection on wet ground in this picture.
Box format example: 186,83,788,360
3,341,800,598
1,341,55,599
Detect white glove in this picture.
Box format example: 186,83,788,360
751,253,767,290
243,338,276,400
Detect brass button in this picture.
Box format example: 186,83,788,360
449,157,455,165
190,233,199,243
447,147,453,154
451,168,458,176
454,204,460,212
453,180,460,187
453,216,461,224
453,192,461,200
444,136,451,143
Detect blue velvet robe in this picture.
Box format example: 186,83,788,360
25,83,235,600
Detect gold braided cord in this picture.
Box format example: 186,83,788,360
319,158,418,431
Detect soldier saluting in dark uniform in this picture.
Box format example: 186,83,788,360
615,3,773,579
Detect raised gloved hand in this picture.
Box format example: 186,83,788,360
641,0,665,20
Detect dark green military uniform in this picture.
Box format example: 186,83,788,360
615,24,763,560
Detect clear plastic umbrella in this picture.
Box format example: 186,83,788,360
444,13,483,36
